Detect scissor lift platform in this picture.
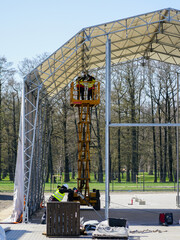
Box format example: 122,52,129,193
69,80,100,210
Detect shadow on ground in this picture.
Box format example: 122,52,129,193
6,230,31,239
30,206,180,226
0,194,13,201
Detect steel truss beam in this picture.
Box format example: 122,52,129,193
22,80,51,222
26,8,180,101
23,81,41,222
110,123,180,127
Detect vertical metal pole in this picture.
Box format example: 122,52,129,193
143,171,145,192
177,72,180,207
105,36,111,220
22,78,25,219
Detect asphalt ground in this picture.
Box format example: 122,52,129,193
0,192,180,239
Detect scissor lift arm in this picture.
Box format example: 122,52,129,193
68,81,100,210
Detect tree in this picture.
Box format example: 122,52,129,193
124,62,138,182
0,57,16,180
62,87,70,182
112,67,126,183
148,68,157,182
95,106,103,183
18,53,49,77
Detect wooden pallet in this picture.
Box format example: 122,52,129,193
46,202,80,236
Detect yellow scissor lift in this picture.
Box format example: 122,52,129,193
69,80,100,210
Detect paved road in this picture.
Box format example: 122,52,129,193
2,223,180,240
1,192,180,239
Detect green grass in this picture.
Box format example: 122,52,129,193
43,172,178,192
44,181,176,192
0,172,178,193
0,179,14,192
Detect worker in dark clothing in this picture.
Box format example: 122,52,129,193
76,76,85,100
87,74,96,100
41,184,69,224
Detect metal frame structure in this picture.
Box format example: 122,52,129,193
19,8,180,222
22,81,52,222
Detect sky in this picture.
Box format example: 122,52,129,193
1,0,180,80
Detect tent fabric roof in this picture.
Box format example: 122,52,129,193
25,8,180,99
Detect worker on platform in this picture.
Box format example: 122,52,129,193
41,184,69,224
76,76,85,100
87,74,96,100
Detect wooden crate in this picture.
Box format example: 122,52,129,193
47,202,80,236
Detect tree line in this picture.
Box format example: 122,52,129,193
0,55,179,184
0,57,21,181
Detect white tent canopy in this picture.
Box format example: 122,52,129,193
26,8,180,100
13,8,180,222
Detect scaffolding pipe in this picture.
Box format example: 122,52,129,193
105,36,111,220
110,123,180,127
177,72,180,207
21,79,25,220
